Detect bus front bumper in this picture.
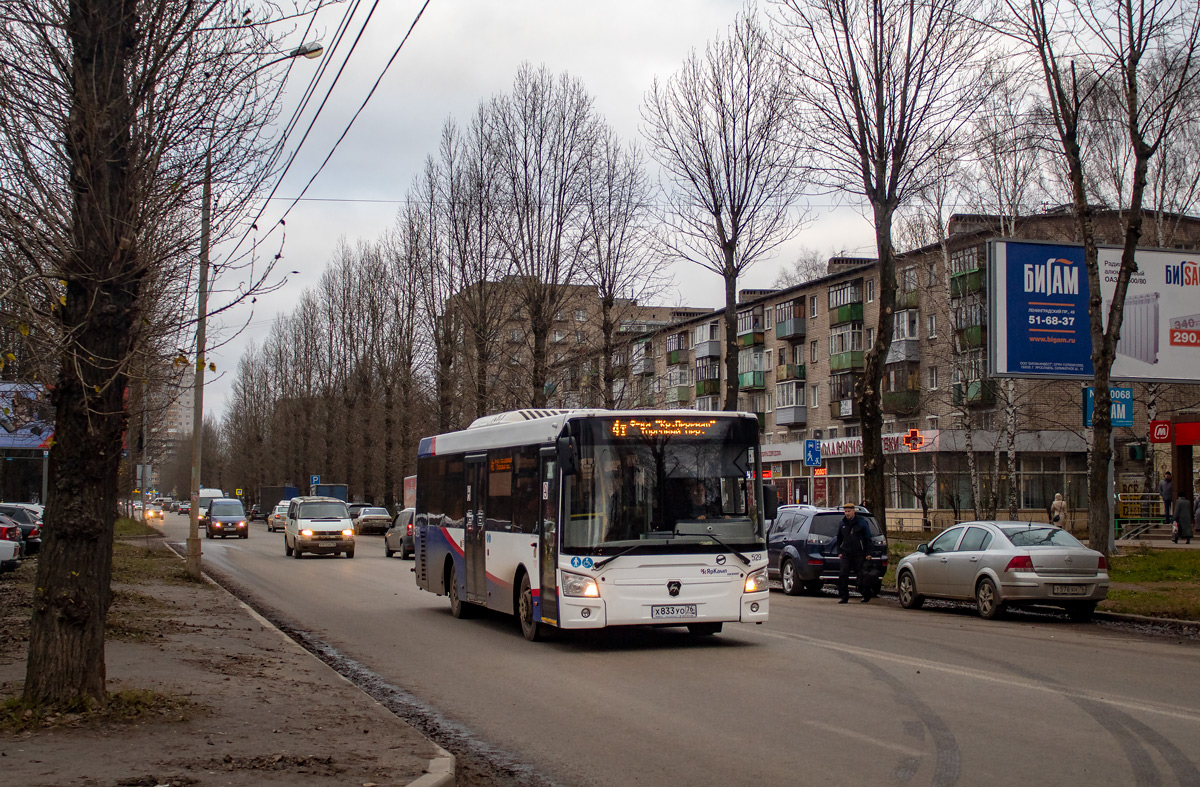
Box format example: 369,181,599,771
555,588,769,629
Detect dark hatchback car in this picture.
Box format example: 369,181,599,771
204,498,249,539
0,506,41,556
766,505,887,595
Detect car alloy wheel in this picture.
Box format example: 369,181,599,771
781,559,800,596
976,577,1004,620
898,571,924,609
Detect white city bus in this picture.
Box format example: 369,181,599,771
413,409,775,640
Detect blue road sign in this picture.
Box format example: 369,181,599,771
805,439,822,467
310,474,320,486
1084,387,1134,428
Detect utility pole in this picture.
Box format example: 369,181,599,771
186,151,210,580
141,381,149,523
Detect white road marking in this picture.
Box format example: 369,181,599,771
804,719,924,757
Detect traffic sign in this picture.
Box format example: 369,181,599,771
804,439,822,467
310,474,320,485
235,488,242,497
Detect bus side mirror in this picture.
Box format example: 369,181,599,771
763,484,779,520
557,436,578,476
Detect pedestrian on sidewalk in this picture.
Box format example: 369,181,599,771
836,503,873,604
1050,493,1067,526
1173,492,1194,545
1159,471,1174,525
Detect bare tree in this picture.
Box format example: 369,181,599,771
774,0,982,532
491,63,599,409
642,9,806,411
772,246,835,288
1004,0,1200,554
580,130,666,409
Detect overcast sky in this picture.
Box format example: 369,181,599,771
202,0,877,418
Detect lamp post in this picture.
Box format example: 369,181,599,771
186,41,322,579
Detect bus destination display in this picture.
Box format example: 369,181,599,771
608,417,722,439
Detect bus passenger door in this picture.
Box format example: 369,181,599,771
538,450,559,624
464,455,487,605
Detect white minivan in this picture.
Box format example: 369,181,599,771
284,496,355,559
196,487,225,532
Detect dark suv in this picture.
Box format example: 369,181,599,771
766,505,887,595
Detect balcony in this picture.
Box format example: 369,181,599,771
694,339,722,359
829,302,864,326
950,268,985,297
885,339,920,364
667,385,692,405
896,289,921,309
776,363,806,381
738,371,766,390
830,398,860,420
631,357,654,376
829,350,864,372
955,324,986,349
775,317,806,340
667,348,687,366
953,379,997,408
774,405,807,427
882,389,921,414
738,330,765,347
695,378,721,397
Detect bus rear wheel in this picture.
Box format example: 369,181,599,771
518,573,542,642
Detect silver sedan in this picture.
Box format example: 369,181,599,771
896,521,1109,621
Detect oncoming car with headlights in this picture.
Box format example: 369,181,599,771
284,496,355,559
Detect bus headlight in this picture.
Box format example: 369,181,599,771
561,571,600,598
744,568,768,593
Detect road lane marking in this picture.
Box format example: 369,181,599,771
804,720,924,757
753,627,1200,724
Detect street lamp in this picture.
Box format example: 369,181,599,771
186,42,322,579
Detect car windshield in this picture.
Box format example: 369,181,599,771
1001,526,1085,548
360,507,389,516
563,416,765,553
299,502,348,519
209,502,245,517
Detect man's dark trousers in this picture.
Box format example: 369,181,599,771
839,553,867,601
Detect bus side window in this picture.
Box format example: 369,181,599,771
487,450,514,532
512,445,540,534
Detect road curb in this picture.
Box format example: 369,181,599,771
157,535,457,786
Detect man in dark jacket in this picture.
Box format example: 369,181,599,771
836,503,873,604
1159,471,1173,524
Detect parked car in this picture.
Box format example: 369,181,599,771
0,533,19,573
352,506,391,535
267,503,288,533
3,502,43,521
284,496,354,559
766,505,887,596
0,506,41,556
895,521,1109,621
384,508,415,559
204,498,249,539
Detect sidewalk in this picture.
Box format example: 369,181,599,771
0,534,454,787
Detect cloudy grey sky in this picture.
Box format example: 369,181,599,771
203,0,876,418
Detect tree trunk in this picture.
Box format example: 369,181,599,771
600,296,616,409
382,377,395,508
24,0,140,706
860,204,897,533
721,250,739,412
1006,379,1018,519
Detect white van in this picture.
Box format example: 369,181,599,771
284,496,355,559
196,487,225,530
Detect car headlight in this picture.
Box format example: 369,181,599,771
341,529,354,537
300,529,313,537
237,521,246,527
744,567,768,593
561,570,599,598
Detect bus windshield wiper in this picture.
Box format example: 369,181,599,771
699,532,751,566
593,543,654,570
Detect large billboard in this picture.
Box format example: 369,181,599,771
0,383,54,450
989,239,1200,382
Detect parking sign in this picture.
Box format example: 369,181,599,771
310,474,320,485
804,439,821,467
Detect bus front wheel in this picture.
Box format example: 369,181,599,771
448,563,471,619
518,573,542,642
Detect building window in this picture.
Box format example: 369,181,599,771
776,381,805,407
575,309,587,322
810,384,820,408
928,367,939,389
865,279,875,303
575,331,585,344
553,330,564,343
810,340,818,363
828,324,863,355
927,415,939,430
866,327,875,348
893,309,920,341
828,279,863,309
765,306,773,326
928,314,937,337
809,295,819,318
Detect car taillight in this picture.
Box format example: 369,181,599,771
1,526,17,540
1098,555,1107,570
406,522,412,535
29,527,40,539
1005,555,1034,572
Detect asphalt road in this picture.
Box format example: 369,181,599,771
161,513,1200,787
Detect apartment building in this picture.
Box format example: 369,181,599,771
579,210,1200,528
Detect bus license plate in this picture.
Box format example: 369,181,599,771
651,604,697,619
1052,584,1087,595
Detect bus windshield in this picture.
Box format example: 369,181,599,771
562,416,764,554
